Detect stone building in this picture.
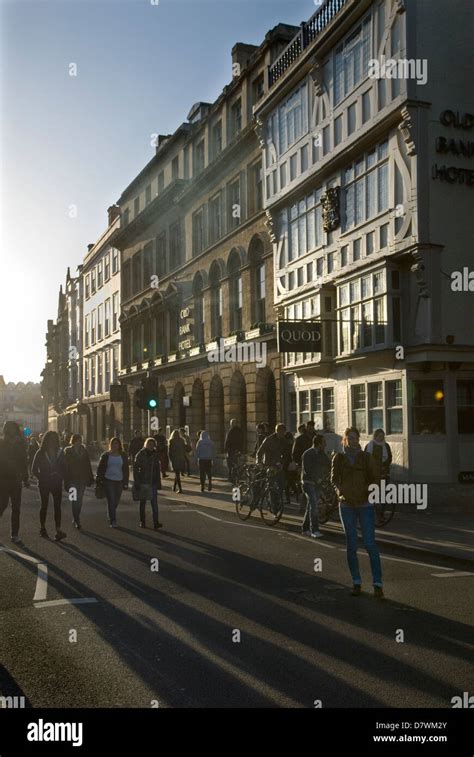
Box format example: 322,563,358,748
255,0,474,485
114,24,298,454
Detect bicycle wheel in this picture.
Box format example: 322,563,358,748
375,502,395,527
260,485,284,525
234,483,253,521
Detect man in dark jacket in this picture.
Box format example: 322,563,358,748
128,430,144,462
64,434,94,529
301,434,330,538
292,424,312,466
224,419,244,481
133,438,162,530
256,423,290,508
0,421,29,543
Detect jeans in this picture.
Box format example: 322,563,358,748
139,483,159,526
339,504,383,587
104,479,123,524
302,481,320,533
0,479,22,538
39,482,63,529
68,483,86,525
199,460,212,489
173,471,182,492
270,470,285,513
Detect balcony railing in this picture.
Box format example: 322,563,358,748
269,0,348,87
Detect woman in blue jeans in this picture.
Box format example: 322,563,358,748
331,427,384,599
96,438,129,528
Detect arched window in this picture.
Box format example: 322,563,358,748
193,273,205,345
209,263,222,339
228,251,242,332
249,237,266,325
167,307,179,354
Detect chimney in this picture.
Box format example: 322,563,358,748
231,43,258,78
87,244,94,252
107,204,120,225
154,134,171,154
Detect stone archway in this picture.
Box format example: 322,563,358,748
209,374,224,452
255,367,277,432
229,370,247,450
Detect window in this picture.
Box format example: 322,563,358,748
104,299,111,337
212,121,222,159
334,115,343,145
457,380,474,433
184,145,190,179
134,196,140,217
104,254,110,281
301,144,309,173
299,390,310,425
412,380,446,434
229,254,242,332
362,90,371,123
85,315,90,348
342,140,389,231
112,249,119,274
84,359,89,395
97,354,103,395
209,194,222,244
172,156,179,180
105,350,111,390
348,103,356,135
286,188,323,263
387,380,403,434
248,161,263,215
143,241,153,285
368,382,383,432
227,178,241,230
156,232,166,277
192,209,205,256
327,252,336,274
341,245,348,267
91,269,96,294
91,310,96,344
113,346,119,383
132,252,142,293
338,269,390,354
279,83,308,154
353,238,361,261
112,292,119,332
169,222,182,268
97,261,103,288
210,265,222,338
289,392,297,431
97,304,103,340
255,263,266,323
352,384,366,433
85,275,90,299
290,154,297,181
194,140,205,174
334,18,371,104
157,171,164,193
316,258,324,277
123,208,130,226
252,73,264,105
145,184,152,204
230,99,242,138
323,388,335,432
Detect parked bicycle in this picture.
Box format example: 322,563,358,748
233,464,284,525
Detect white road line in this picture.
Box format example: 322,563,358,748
335,547,454,571
34,598,99,609
193,510,222,521
430,571,474,578
0,547,41,564
33,564,48,601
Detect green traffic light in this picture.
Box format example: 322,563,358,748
148,399,157,408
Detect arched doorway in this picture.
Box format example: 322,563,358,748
255,367,277,431
191,379,205,441
172,383,185,429
229,370,247,450
209,374,224,452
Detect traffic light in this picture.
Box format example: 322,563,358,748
135,377,159,411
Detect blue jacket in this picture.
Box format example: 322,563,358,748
195,432,215,461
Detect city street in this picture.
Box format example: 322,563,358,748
1,478,473,709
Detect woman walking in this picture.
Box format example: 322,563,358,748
195,430,215,492
64,434,94,530
133,437,163,530
0,421,29,544
168,429,186,493
32,431,67,541
155,428,169,478
96,438,129,528
179,427,192,476
331,427,384,599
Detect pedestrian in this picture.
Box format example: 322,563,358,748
331,427,384,599
168,429,187,493
154,428,169,478
306,420,316,440
128,430,144,463
64,434,94,530
96,437,129,528
27,435,40,475
0,421,29,544
301,434,330,539
224,418,243,482
365,429,392,484
256,423,288,506
195,430,215,492
133,437,163,530
283,430,299,505
253,423,268,456
179,427,192,476
32,430,67,541
292,423,312,512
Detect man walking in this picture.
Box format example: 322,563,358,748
224,419,243,482
0,421,29,543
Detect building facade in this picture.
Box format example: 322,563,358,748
255,0,474,484
115,25,298,454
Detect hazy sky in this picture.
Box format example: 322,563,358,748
0,0,315,384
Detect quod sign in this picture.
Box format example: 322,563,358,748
278,321,322,353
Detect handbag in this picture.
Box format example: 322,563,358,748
95,483,105,500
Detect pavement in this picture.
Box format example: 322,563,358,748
0,475,473,708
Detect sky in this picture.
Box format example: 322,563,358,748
0,0,316,384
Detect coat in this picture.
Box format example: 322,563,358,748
224,426,243,454
0,438,28,485
256,433,291,468
331,447,373,506
64,445,94,489
96,452,129,486
133,448,162,486
128,436,144,460
169,436,187,472
292,432,312,466
32,448,66,487
195,432,215,461
364,441,392,482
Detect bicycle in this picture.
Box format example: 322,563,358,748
316,476,395,527
234,464,284,525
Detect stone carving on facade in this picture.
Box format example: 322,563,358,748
309,56,324,97
265,209,276,242
398,107,416,156
255,116,265,149
411,250,429,298
321,187,341,232
395,0,406,14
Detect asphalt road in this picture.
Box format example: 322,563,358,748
1,478,473,708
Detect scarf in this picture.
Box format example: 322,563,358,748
366,439,388,462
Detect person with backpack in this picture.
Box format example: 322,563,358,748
133,437,163,530
331,427,383,599
195,430,215,492
96,437,129,528
32,431,67,541
0,421,29,544
64,434,94,530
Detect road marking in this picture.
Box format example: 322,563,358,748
335,547,454,571
430,571,474,578
0,547,41,564
34,598,99,609
33,564,48,601
193,510,222,521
